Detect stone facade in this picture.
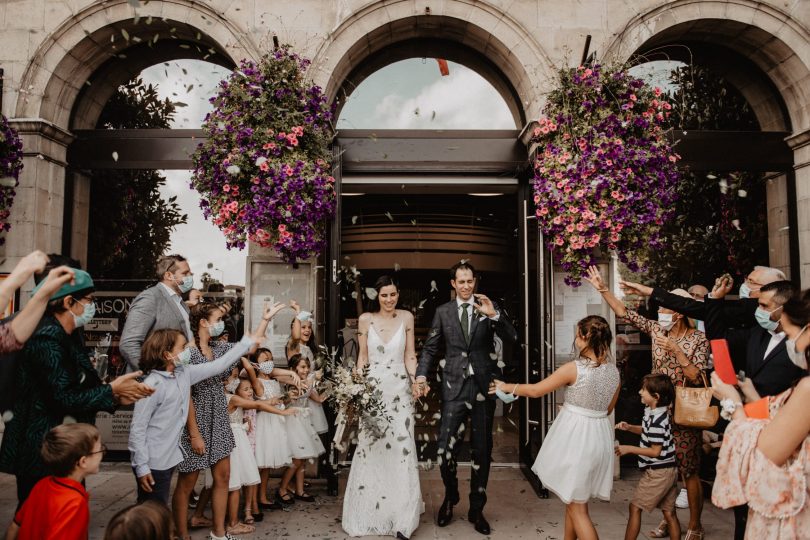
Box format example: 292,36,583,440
1,0,809,285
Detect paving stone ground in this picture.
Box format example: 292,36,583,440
0,464,734,539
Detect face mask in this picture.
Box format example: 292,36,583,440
785,325,808,370
755,307,780,332
174,275,194,294
208,320,225,337
225,378,240,394
258,361,275,374
72,300,96,328
739,282,752,299
173,347,192,367
657,313,675,331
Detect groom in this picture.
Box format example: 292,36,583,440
413,261,518,535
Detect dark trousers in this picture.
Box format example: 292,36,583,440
15,474,44,510
437,377,495,512
133,466,175,506
733,504,748,540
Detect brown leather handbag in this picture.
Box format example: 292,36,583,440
674,372,719,428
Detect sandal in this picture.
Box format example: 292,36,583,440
649,520,669,538
276,488,295,505
243,513,255,525
685,529,704,540
294,491,315,502
188,515,212,529
253,511,264,523
227,522,256,535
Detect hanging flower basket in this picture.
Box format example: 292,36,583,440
191,46,336,262
532,64,680,285
0,115,23,245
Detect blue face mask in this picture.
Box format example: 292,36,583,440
755,306,780,332
174,275,194,294
739,282,752,299
72,299,96,328
208,320,225,337
173,347,192,367
495,388,518,404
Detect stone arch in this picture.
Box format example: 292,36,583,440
310,1,555,126
15,0,261,130
604,0,810,132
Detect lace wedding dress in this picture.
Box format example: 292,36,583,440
342,321,424,537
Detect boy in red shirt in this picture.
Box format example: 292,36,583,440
7,423,104,540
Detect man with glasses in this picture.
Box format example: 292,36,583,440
120,254,195,371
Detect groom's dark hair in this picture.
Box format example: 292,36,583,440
450,260,476,280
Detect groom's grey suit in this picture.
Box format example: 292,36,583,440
416,298,517,512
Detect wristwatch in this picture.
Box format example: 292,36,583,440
719,398,743,421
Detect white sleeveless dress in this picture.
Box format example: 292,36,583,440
226,394,261,491
532,358,621,503
342,321,424,537
254,378,292,468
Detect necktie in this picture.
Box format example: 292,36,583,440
461,303,470,343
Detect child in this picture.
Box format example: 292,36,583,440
103,500,173,540
128,322,262,508
9,423,104,540
491,315,620,540
225,366,296,534
277,354,326,504
616,374,681,540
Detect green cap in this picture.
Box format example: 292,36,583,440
31,268,95,300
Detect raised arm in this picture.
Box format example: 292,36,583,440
491,360,577,399
0,251,49,312
584,265,627,318
189,336,254,385
10,266,75,345
242,358,265,398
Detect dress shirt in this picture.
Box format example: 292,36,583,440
129,336,253,477
159,282,193,341
456,296,500,376
763,330,786,359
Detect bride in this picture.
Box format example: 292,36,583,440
342,275,424,539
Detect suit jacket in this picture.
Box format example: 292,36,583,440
0,315,116,478
651,287,757,329
417,300,518,401
120,284,191,370
705,297,804,397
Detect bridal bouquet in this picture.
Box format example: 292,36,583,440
325,364,391,450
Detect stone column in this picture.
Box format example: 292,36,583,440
765,173,790,278
788,129,810,288
0,119,73,277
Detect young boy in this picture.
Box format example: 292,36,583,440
8,423,105,540
616,373,681,540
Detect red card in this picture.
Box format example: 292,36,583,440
744,397,769,419
710,339,737,385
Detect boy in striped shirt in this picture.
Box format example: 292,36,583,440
616,374,681,540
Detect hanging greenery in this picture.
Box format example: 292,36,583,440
0,115,24,245
191,45,336,263
531,64,681,286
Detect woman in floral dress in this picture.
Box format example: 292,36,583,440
586,267,707,539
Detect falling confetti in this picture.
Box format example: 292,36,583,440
1,410,13,423
111,151,119,162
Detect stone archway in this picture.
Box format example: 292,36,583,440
310,1,554,125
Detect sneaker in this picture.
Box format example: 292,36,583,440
206,533,241,540
676,488,689,508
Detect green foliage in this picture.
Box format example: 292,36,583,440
638,65,768,289
86,78,187,279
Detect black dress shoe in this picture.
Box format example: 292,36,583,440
396,533,409,540
258,501,282,510
437,495,459,527
468,510,491,535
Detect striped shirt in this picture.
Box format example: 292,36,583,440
638,406,676,469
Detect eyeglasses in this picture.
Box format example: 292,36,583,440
88,444,107,457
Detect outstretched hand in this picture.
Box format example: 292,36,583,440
583,265,607,291
263,301,287,321
712,274,734,299
619,280,652,297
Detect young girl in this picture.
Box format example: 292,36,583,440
247,350,300,508
171,302,286,540
277,354,326,504
224,363,296,535
128,326,259,509
491,315,620,540
287,300,316,362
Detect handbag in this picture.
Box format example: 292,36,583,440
673,371,719,428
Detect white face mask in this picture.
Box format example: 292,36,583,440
658,313,676,331
785,324,808,370
739,282,752,299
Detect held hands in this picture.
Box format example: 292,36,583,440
472,294,496,318
712,274,734,299
584,266,607,291
411,379,429,399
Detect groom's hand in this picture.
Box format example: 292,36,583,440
473,294,497,318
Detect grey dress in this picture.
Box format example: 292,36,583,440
177,342,239,472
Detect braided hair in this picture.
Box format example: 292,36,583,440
576,315,612,364
189,302,223,346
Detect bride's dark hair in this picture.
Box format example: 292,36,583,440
371,275,398,313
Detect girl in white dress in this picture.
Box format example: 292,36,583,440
492,315,620,540
342,275,423,539
277,354,326,504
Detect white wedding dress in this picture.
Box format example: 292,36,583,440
342,322,424,537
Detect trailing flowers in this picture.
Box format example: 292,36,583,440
532,64,680,285
0,115,23,244
191,46,335,262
